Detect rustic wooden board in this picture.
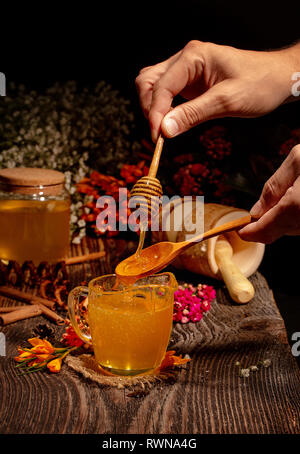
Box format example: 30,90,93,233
0,237,299,434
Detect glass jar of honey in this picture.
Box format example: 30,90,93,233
0,167,70,264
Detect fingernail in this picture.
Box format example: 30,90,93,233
250,200,263,217
151,131,158,143
163,116,179,137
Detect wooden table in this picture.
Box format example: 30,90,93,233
0,237,299,434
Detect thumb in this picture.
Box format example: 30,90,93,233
161,81,234,137
248,145,300,218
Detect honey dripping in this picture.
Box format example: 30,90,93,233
115,133,164,284
135,226,146,258
114,225,148,287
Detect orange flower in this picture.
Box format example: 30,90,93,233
28,338,55,355
47,358,62,373
14,350,34,362
120,161,148,184
89,171,125,192
159,350,190,371
28,354,54,368
15,339,56,366
76,183,99,198
28,337,52,347
15,337,78,376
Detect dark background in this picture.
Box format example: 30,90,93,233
1,1,299,362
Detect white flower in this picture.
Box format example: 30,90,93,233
79,228,86,238
262,359,271,368
240,368,250,378
0,80,140,243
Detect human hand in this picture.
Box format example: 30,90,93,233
239,145,300,244
135,40,299,142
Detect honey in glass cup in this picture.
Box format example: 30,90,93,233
68,273,178,376
0,167,70,263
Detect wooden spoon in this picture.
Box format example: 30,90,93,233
116,213,259,279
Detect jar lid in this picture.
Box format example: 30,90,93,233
0,167,65,187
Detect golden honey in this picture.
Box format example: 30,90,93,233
0,199,70,263
0,167,70,264
88,284,173,374
68,273,177,376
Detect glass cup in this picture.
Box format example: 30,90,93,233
68,272,178,376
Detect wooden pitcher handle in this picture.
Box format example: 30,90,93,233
215,236,255,304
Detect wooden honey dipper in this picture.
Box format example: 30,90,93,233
130,134,164,222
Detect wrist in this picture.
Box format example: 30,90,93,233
276,42,300,102
285,41,300,68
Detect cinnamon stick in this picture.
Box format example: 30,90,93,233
0,305,29,313
36,303,65,325
0,298,64,325
0,305,42,326
0,287,65,325
0,286,56,310
65,251,105,266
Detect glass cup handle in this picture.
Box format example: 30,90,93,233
68,286,92,345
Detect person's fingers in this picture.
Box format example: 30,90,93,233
238,205,288,243
249,145,300,217
159,79,245,139
136,80,153,118
239,175,300,243
135,51,182,119
148,43,208,141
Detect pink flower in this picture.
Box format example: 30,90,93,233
173,282,215,324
